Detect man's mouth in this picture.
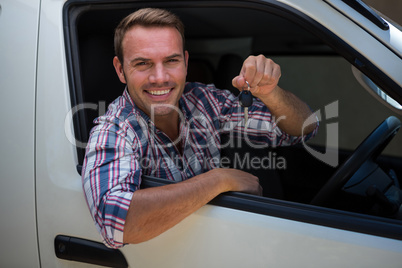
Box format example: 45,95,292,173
147,89,172,96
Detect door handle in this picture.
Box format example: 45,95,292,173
55,235,128,267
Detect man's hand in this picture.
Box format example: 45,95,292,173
232,55,281,99
232,55,317,136
212,168,263,196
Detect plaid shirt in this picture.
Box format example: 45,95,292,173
82,82,317,248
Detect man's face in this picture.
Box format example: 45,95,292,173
113,26,188,118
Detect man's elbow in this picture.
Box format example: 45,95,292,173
123,230,155,245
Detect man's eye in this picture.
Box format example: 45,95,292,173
167,59,179,63
136,62,148,66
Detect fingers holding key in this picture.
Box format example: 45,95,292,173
233,55,281,97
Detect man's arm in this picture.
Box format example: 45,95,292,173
256,85,316,136
232,55,317,136
123,168,262,244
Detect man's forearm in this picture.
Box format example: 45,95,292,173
123,172,223,244
258,86,317,136
122,168,261,244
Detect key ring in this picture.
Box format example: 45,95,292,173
244,80,251,91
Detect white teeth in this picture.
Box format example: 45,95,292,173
148,89,171,95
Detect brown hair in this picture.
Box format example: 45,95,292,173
114,8,185,64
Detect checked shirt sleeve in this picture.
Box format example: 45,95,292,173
82,117,141,249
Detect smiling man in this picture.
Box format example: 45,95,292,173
113,24,188,144
82,8,318,249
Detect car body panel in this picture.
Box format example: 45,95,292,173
35,0,103,267
0,0,41,267
123,205,402,267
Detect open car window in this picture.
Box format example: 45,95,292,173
64,1,402,241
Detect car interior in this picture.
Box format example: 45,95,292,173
65,2,402,238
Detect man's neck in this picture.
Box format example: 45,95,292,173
154,113,180,143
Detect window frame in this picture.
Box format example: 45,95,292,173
63,0,402,241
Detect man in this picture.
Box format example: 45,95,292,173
82,8,318,249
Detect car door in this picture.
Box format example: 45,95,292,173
35,0,402,267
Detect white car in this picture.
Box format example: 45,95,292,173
1,0,402,267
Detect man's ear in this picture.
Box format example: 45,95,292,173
113,56,127,84
184,50,189,73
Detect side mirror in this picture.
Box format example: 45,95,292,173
352,65,402,114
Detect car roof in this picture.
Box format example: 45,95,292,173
323,0,402,58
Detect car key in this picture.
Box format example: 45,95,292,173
239,81,253,129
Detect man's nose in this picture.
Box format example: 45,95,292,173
149,64,169,84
